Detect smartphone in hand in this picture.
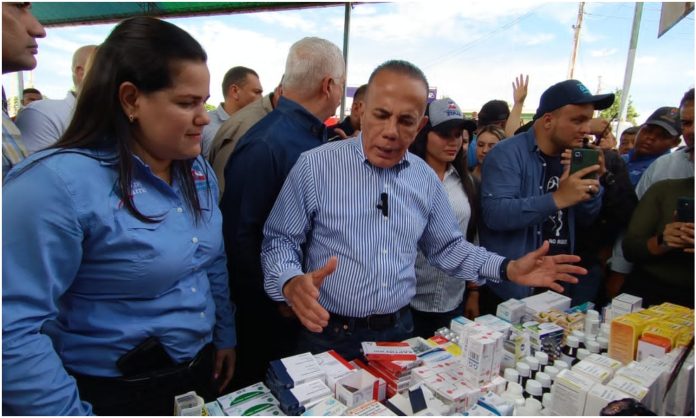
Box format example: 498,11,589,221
569,148,600,180
676,197,694,223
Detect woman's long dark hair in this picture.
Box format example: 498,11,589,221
54,17,208,223
409,108,479,241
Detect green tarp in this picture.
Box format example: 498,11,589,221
31,2,338,27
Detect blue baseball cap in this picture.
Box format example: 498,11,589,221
534,79,615,119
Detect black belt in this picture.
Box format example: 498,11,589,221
329,305,410,331
71,344,216,415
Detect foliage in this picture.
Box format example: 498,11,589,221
600,88,639,125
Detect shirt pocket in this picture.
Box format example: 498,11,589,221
116,210,166,270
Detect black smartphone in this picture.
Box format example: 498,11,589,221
676,197,694,223
116,336,174,376
569,148,600,180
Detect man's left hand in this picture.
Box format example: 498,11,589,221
213,348,236,393
507,241,586,292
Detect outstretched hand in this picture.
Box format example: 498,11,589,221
282,257,338,332
512,74,529,104
508,241,586,293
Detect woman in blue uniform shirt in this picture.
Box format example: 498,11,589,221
2,17,236,415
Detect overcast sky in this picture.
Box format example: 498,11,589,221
4,1,694,124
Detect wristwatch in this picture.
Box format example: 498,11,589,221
499,258,511,282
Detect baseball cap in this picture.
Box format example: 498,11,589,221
478,100,510,127
644,106,681,136
534,79,614,119
427,98,466,134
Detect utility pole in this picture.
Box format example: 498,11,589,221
567,2,585,79
616,3,643,137
339,2,351,120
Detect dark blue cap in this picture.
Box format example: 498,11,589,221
534,79,615,119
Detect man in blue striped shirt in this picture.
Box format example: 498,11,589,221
262,61,587,360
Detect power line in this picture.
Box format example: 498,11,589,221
421,5,543,69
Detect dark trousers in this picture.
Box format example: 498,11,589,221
479,285,505,317
561,260,602,307
72,344,216,416
411,305,464,339
231,286,300,391
296,306,414,361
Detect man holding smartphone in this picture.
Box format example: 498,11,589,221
479,79,613,307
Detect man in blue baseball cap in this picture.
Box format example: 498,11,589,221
478,79,614,307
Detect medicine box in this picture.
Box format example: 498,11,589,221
571,359,613,384
475,314,512,337
636,336,670,361
301,396,347,416
203,401,225,416
361,342,417,362
269,352,325,388
611,293,642,315
496,298,526,324
450,316,474,335
583,383,631,416
550,369,596,416
335,369,387,408
609,314,654,364
217,382,271,410
585,353,622,373
223,393,279,416
520,291,571,318
314,350,356,394
606,375,648,402
345,400,396,416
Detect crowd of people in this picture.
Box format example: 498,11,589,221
2,5,693,416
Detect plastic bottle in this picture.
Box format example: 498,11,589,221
502,382,525,414
586,318,600,337
525,379,543,403
540,392,554,416
524,355,540,380
599,323,610,339
597,336,609,354
586,340,600,355
554,359,569,372
535,371,552,395
572,331,587,349
535,351,549,370
504,367,520,387
544,365,560,383
561,336,580,365
577,348,590,361
519,397,542,416
512,398,526,416
516,362,531,388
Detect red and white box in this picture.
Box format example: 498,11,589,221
335,369,387,408
361,342,417,362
